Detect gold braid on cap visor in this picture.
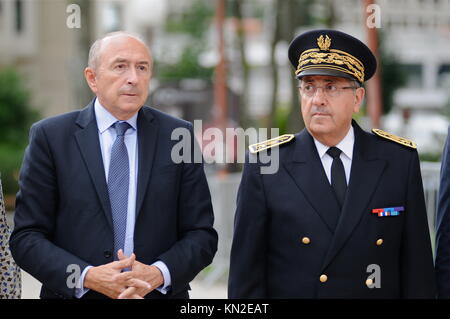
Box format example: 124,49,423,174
295,39,365,83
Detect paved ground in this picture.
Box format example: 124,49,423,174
20,270,227,299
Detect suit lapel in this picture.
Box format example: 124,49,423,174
321,122,387,270
135,107,158,218
74,101,113,230
283,129,341,233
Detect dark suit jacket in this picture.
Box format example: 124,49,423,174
228,121,436,298
10,100,218,299
435,126,450,298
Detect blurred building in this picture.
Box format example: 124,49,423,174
1,0,449,157
0,0,83,116
332,0,450,154
0,0,168,118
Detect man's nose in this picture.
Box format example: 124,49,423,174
311,87,327,105
126,68,138,85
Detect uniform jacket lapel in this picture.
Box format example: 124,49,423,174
321,121,387,271
284,129,341,233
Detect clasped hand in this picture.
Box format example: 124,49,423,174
84,249,164,299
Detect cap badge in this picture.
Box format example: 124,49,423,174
317,34,331,51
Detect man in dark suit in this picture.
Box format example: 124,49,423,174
435,128,450,298
228,29,436,298
10,31,217,299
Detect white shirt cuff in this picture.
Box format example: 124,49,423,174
152,261,171,294
74,265,93,298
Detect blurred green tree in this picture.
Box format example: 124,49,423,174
0,68,39,196
379,33,407,115
156,46,214,81
230,0,251,128
157,0,214,81
270,0,313,134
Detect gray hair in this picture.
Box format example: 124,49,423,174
352,79,363,88
87,31,151,70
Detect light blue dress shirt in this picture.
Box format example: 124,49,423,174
75,99,171,298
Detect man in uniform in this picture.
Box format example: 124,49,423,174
228,29,436,298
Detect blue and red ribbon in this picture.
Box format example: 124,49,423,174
372,206,404,217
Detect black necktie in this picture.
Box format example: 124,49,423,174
326,147,347,209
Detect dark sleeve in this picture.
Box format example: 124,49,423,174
9,123,89,298
157,123,218,295
401,149,436,298
436,127,450,298
228,152,269,298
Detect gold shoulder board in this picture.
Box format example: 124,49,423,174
372,129,417,149
249,134,295,154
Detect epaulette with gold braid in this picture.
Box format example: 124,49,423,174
372,129,417,149
249,134,295,154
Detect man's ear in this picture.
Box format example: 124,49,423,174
84,67,98,93
353,87,365,113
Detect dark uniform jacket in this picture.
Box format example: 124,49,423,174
228,121,436,298
10,100,218,299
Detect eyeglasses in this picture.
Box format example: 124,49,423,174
299,84,358,98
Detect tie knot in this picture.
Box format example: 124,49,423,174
114,121,131,136
327,147,342,159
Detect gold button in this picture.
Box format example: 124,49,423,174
366,278,373,286
376,239,383,246
320,274,328,283
302,237,311,244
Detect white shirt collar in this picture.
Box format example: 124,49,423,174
94,98,138,133
314,126,354,160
